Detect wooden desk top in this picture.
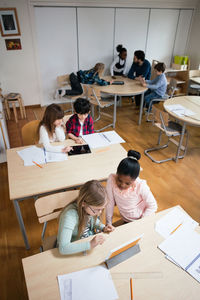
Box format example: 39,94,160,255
96,76,147,96
190,77,200,85
164,96,200,126
22,206,200,300
7,141,127,200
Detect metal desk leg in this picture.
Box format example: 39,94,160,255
138,93,144,125
113,94,117,128
175,122,186,163
13,199,30,250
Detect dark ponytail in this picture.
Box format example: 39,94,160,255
116,44,127,55
117,150,141,180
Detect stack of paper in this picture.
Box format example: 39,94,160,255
165,104,196,117
17,145,67,166
156,207,200,283
83,131,125,149
158,224,200,283
57,266,118,300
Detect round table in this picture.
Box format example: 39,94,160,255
164,95,200,162
95,76,147,127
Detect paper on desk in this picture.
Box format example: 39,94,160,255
155,207,198,239
45,146,68,162
83,131,125,149
158,223,200,271
57,265,118,300
57,278,72,300
17,146,45,166
165,104,195,117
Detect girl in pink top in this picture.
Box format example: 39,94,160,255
106,150,157,225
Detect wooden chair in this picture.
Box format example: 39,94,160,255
145,78,178,122
189,70,200,95
56,74,87,113
87,86,115,132
144,106,189,163
21,120,40,146
4,93,26,123
34,190,79,251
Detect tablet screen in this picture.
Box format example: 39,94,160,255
68,144,91,156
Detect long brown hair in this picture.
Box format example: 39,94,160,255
62,180,106,237
38,104,64,136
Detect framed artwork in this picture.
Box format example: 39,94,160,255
0,8,21,36
5,38,22,50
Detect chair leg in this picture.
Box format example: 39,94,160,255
157,130,162,145
5,100,11,120
18,98,24,119
41,221,47,240
12,102,18,123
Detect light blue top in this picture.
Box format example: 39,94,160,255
57,203,105,255
146,73,167,97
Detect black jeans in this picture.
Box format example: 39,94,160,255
64,72,83,96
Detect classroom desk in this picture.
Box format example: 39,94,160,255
22,206,200,300
190,77,200,85
164,96,200,162
7,141,127,250
98,76,147,126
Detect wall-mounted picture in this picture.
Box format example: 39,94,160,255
0,8,21,36
5,38,22,50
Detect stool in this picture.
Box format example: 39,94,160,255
4,93,26,123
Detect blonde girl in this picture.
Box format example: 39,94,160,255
57,180,114,255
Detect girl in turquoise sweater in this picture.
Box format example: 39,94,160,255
57,180,114,255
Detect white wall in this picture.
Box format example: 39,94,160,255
187,3,200,69
0,0,41,106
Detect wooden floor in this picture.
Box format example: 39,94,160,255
1,99,200,299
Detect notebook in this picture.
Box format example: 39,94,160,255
83,131,125,149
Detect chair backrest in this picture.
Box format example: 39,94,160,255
21,120,40,146
189,70,200,79
87,86,102,106
63,114,72,125
167,78,177,97
34,190,79,224
57,74,70,88
151,60,160,80
152,106,169,129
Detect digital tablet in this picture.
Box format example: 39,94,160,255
112,81,124,85
105,234,143,261
68,144,91,156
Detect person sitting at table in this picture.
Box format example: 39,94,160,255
66,98,94,144
38,104,72,153
140,62,167,110
57,180,114,255
128,50,151,106
55,63,111,98
110,44,128,79
106,150,157,226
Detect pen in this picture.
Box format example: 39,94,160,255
130,278,133,300
170,223,182,235
102,133,111,143
32,161,43,168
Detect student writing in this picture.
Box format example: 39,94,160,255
57,180,114,255
66,98,94,144
106,150,157,225
38,104,71,153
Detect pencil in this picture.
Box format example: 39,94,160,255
170,223,182,235
32,161,43,168
130,278,133,300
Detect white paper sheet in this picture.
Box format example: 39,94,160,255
158,224,200,271
165,104,195,117
83,131,125,149
45,146,68,162
17,146,46,166
57,278,72,300
187,255,200,283
57,266,118,300
155,207,198,239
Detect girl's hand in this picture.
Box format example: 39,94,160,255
103,224,115,233
109,80,113,85
62,146,72,153
142,82,147,87
90,235,105,249
75,137,84,144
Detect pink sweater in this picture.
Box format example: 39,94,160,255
106,174,157,224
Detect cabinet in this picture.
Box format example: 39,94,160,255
165,69,189,96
